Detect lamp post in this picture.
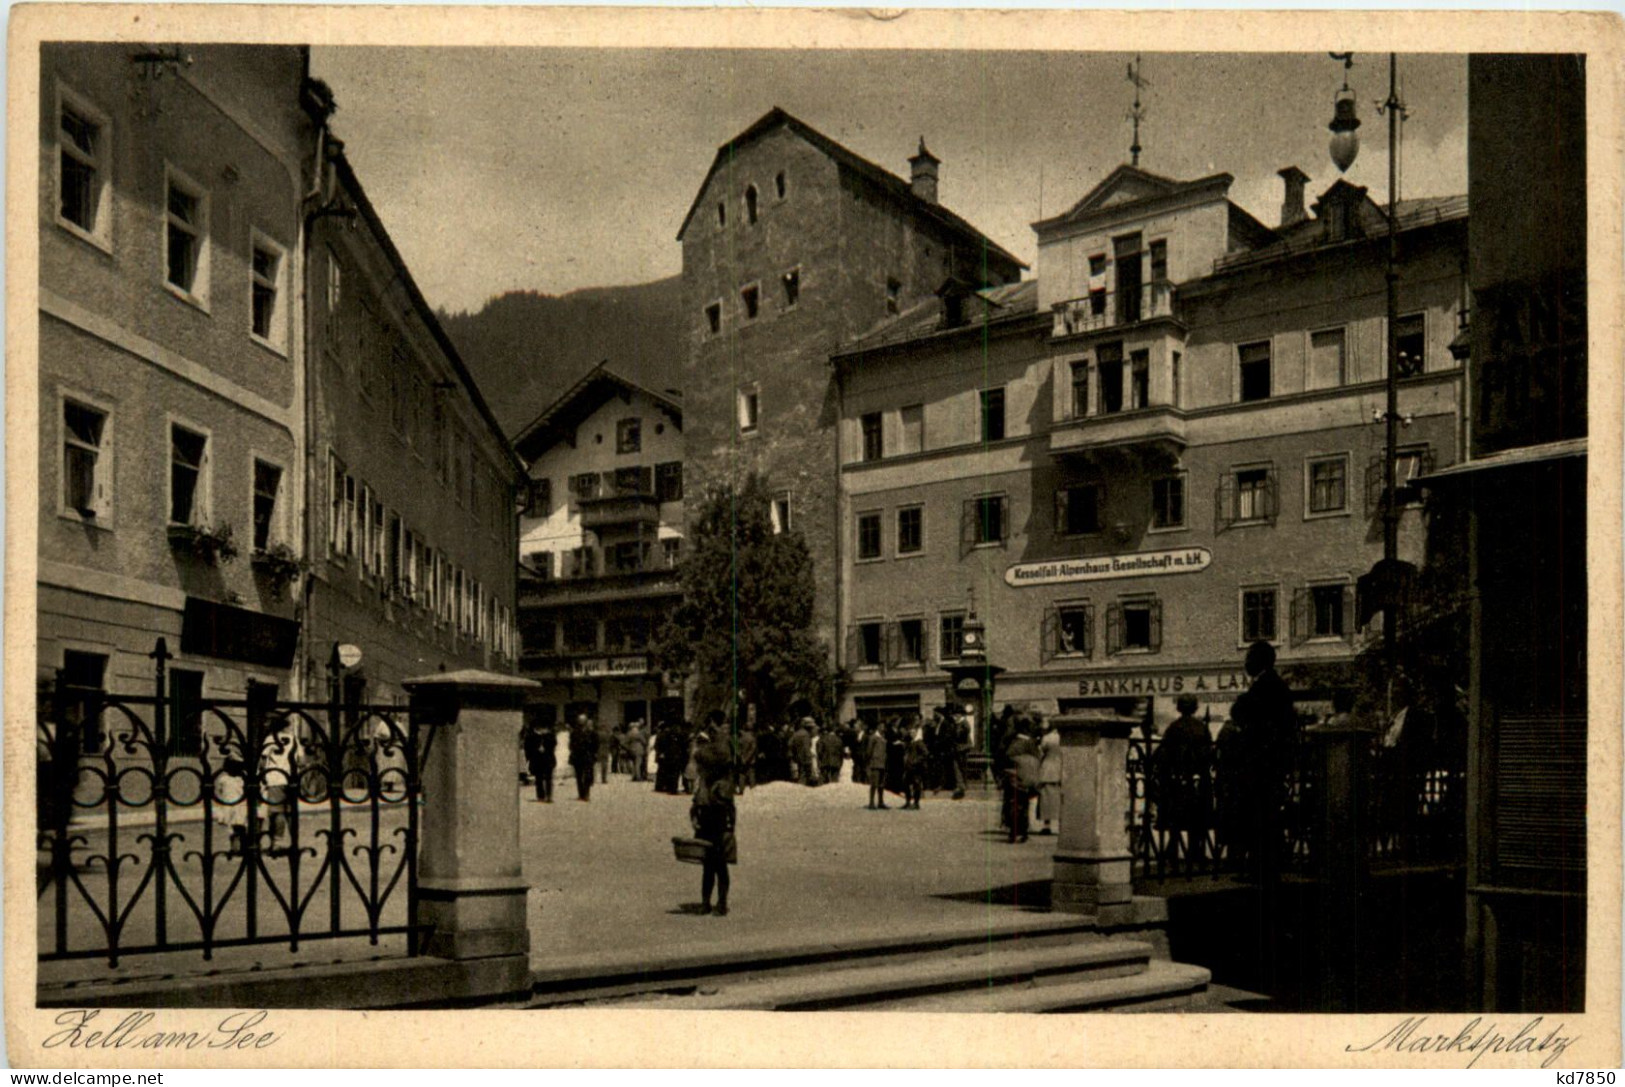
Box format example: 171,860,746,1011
1328,52,1407,673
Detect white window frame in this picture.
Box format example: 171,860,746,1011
165,416,213,528
58,388,115,526
1307,324,1348,391
248,228,288,354
1304,452,1351,520
162,163,210,310
55,82,113,251
1238,584,1281,648
895,504,925,558
248,451,288,553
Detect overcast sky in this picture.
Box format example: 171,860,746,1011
308,48,1467,314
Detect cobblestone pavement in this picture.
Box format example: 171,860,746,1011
521,773,1060,971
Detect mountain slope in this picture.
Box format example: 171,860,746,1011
439,276,684,437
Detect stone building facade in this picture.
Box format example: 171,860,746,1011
39,44,313,725
677,108,1024,673
513,365,686,729
835,163,1467,735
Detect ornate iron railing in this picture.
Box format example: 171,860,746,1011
1127,729,1464,881
36,638,426,967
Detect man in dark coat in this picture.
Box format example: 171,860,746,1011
689,733,736,915
1229,640,1298,883
864,723,890,809
568,714,600,801
523,718,557,803
737,724,758,790
790,719,815,786
820,724,845,785
1149,694,1212,870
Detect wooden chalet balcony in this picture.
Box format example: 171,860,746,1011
578,491,661,530
518,565,681,608
1051,280,1180,339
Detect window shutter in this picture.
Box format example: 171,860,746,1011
1289,588,1308,647
1149,598,1163,652
1214,475,1234,533
1342,584,1356,643
1105,603,1122,655
844,625,861,668
1263,469,1279,524
1364,456,1385,517
1083,604,1096,657
639,466,654,494
1054,488,1068,537
960,499,975,555
1039,606,1058,664
996,496,1010,546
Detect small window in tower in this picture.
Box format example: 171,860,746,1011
775,171,787,199
745,185,759,224
705,302,721,335
717,202,726,228
781,268,800,308
741,284,760,321
886,277,902,316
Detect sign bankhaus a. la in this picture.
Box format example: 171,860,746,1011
1004,546,1213,588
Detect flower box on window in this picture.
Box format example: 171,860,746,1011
169,522,238,565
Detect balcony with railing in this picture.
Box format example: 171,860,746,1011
518,555,681,608
1049,353,1186,463
1051,280,1180,339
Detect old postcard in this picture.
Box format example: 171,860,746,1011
6,4,1621,1069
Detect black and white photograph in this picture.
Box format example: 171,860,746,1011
8,5,1620,1070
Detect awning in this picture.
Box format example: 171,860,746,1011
1416,437,1586,484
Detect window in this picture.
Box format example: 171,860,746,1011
896,618,925,665
252,460,282,551
1395,313,1425,376
607,616,651,652
1149,239,1168,283
968,495,1007,546
741,284,760,320
1108,597,1162,654
1056,604,1093,657
857,622,883,667
1151,475,1185,530
1098,342,1125,414
1239,341,1272,402
980,387,1006,442
567,546,597,579
168,668,204,757
1089,287,1107,316
563,614,598,652
525,550,552,579
1309,328,1346,390
1172,352,1182,407
164,167,208,303
613,465,651,495
1311,584,1348,639
525,477,552,517
1070,361,1089,418
860,412,883,462
717,201,726,228
775,171,787,199
1307,455,1348,515
661,538,682,568
169,424,208,525
781,268,800,308
939,612,966,661
655,462,683,503
58,90,110,244
1241,588,1278,643
1235,467,1274,523
745,185,759,224
1057,484,1102,536
770,492,792,535
61,650,109,754
704,302,721,335
249,233,285,348
899,404,924,454
343,475,357,557
897,506,923,554
886,277,901,315
856,512,882,560
62,399,109,519
617,418,642,455
1130,350,1150,409
571,472,601,500
1089,253,1108,278
325,248,343,346
328,454,344,554
737,385,759,433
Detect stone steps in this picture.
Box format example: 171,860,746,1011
872,958,1214,1014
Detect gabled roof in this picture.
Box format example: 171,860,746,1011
676,107,1026,271
332,152,525,479
1033,163,1235,232
512,362,683,464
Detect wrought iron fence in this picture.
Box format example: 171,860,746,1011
1127,729,1465,881
36,638,426,967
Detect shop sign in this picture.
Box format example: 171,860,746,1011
1077,670,1249,697
571,655,648,678
1004,546,1212,588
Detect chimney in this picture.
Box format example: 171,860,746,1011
1278,166,1310,227
909,138,941,205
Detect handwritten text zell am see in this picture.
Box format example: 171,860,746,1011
42,1010,279,1051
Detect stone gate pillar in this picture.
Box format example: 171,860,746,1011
404,669,538,999
1050,714,1135,923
